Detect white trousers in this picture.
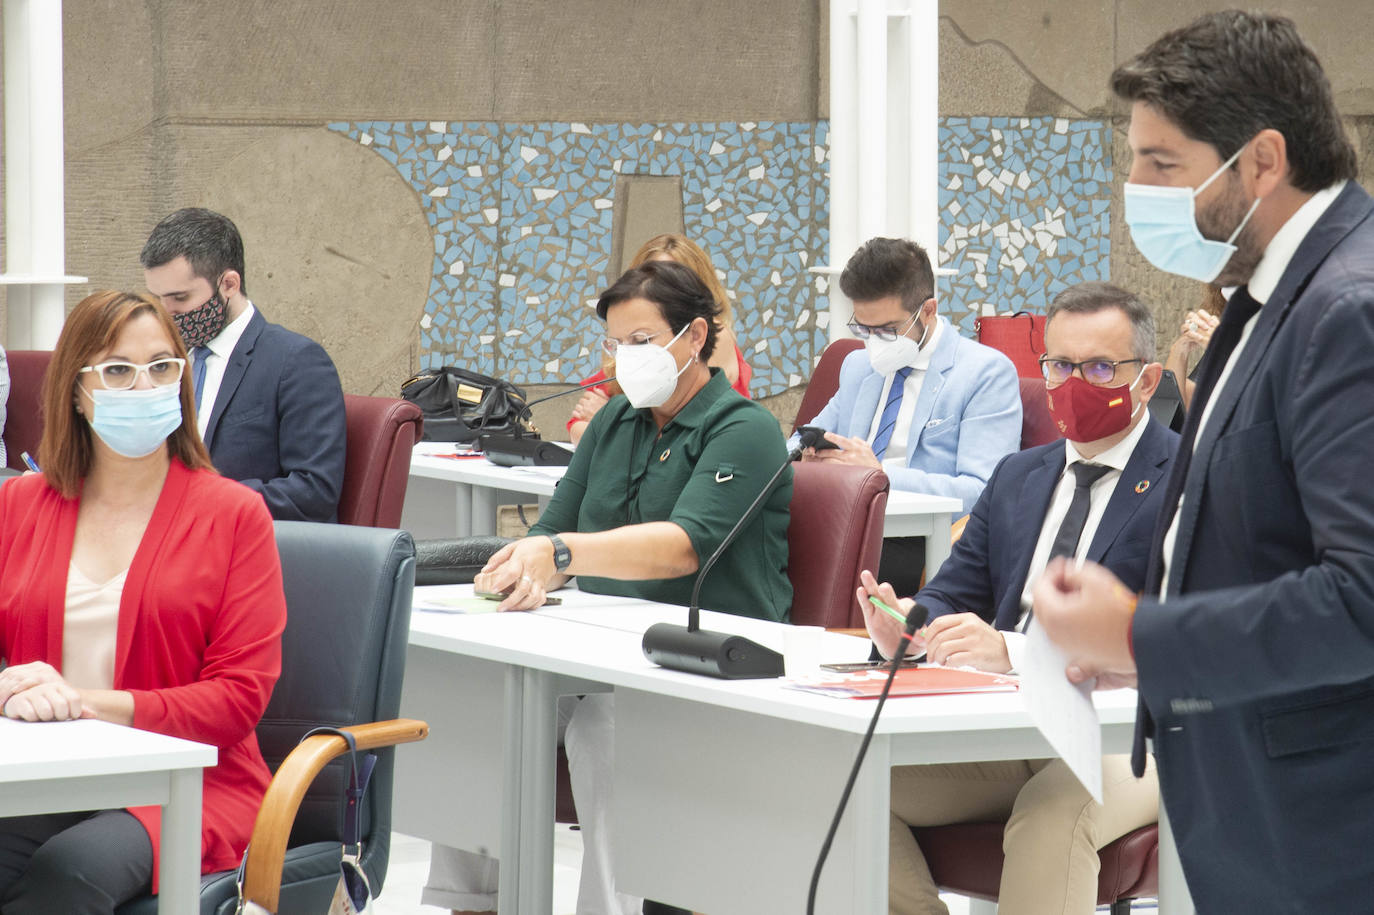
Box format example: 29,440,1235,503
421,694,641,915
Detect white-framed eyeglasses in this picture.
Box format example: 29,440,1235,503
79,358,187,390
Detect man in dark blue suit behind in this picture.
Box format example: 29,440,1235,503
862,282,1177,914
1034,11,1374,911
142,208,346,522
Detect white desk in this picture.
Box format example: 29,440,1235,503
401,444,965,574
0,717,216,913
394,589,1150,914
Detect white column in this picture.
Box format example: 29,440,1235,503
1,0,85,348
822,0,942,342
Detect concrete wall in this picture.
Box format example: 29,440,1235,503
6,1,1372,428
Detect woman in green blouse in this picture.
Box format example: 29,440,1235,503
425,261,792,915
476,259,792,620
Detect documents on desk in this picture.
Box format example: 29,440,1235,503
787,665,1018,699
1021,622,1104,802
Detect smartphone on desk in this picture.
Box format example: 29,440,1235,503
796,425,840,451
820,658,921,673
475,588,562,606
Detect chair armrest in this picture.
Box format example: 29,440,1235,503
241,718,429,911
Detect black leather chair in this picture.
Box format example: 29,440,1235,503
119,522,420,914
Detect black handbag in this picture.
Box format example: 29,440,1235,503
400,366,531,442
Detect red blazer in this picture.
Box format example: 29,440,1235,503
0,459,285,890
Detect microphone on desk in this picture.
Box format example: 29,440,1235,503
641,445,804,679
480,377,617,467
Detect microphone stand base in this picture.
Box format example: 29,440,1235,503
642,622,785,679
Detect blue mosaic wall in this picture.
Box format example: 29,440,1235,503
327,120,828,397
937,117,1112,335
328,116,1108,395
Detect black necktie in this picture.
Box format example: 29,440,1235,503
1023,462,1111,633
1049,462,1112,560
1145,286,1264,592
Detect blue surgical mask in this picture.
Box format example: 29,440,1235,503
82,384,183,458
1123,143,1261,283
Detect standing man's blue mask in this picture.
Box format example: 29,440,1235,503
1123,141,1261,283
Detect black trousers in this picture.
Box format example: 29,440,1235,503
877,535,928,599
0,810,153,914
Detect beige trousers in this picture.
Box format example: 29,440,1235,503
888,754,1158,915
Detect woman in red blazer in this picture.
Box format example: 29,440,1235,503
0,291,286,913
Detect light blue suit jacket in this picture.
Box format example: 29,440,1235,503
800,317,1021,512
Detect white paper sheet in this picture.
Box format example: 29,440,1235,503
1020,623,1102,802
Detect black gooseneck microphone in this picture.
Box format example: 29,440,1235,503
518,376,617,416
640,444,804,679
806,601,929,914
480,377,617,467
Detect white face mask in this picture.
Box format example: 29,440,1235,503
865,313,932,376
615,324,691,408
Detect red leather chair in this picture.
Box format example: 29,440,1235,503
911,821,1159,914
3,350,53,471
338,394,424,528
792,338,863,431
1019,376,1060,450
787,461,889,627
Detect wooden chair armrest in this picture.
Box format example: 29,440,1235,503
241,718,429,911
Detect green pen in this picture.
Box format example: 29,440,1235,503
868,594,930,637
867,594,908,626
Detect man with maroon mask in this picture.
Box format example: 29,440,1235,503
858,281,1176,914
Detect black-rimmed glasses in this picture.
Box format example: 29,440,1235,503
1039,356,1143,386
846,312,919,342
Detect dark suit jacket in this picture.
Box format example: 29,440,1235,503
204,308,346,522
1132,181,1374,911
918,418,1177,629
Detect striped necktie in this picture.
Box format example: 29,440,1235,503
870,366,914,460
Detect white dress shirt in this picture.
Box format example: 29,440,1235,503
1002,414,1152,672
194,301,256,438
1159,181,1346,597
867,316,944,470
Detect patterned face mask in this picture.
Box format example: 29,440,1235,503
173,283,229,349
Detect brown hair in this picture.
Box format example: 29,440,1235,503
39,290,213,497
629,234,735,327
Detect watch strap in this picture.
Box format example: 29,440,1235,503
549,534,572,572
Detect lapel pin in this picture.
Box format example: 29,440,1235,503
1135,480,1150,494
659,448,671,462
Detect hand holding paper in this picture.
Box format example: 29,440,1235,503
1031,556,1138,690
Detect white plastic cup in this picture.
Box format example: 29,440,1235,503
783,625,826,678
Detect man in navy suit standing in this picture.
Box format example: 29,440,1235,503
1034,12,1374,911
862,282,1177,914
142,208,346,522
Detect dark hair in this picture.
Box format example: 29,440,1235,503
839,237,935,313
40,291,213,497
596,261,721,361
1110,10,1356,192
140,207,248,293
1046,282,1157,362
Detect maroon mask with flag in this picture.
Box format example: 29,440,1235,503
1045,373,1141,443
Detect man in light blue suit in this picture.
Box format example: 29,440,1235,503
800,238,1021,511
798,237,1021,590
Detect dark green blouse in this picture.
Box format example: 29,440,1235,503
530,368,792,621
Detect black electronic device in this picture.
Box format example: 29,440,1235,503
480,431,575,467
478,375,617,467
796,425,840,451
641,444,804,679
1148,369,1186,433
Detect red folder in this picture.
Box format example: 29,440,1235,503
789,665,1019,699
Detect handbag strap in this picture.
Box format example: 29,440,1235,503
302,726,379,850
